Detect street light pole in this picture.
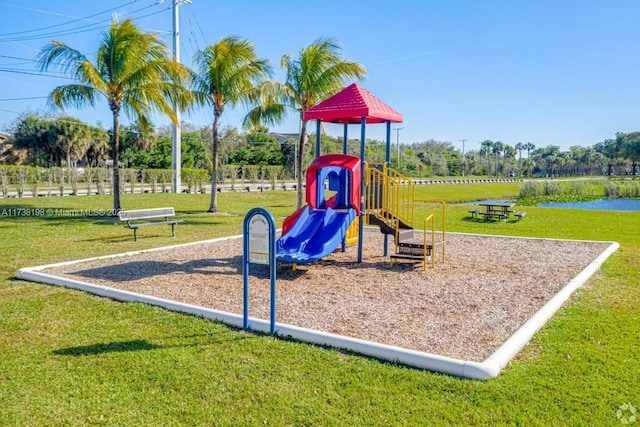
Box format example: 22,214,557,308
170,0,191,194
393,127,403,170
460,139,467,176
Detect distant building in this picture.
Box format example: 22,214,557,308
270,132,298,144
99,159,125,168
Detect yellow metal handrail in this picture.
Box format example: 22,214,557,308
365,163,415,229
388,213,437,271
415,199,446,264
423,214,435,270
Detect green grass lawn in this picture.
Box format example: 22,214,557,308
1,185,639,425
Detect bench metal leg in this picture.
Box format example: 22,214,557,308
134,228,138,242
171,223,176,237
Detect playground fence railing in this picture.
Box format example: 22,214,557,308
365,163,415,229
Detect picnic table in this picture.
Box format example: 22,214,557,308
470,202,515,221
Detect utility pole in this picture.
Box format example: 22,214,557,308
393,127,403,170
171,0,191,194
460,139,468,176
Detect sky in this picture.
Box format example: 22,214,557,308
1,0,639,152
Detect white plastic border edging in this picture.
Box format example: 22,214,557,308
16,236,619,380
468,240,620,379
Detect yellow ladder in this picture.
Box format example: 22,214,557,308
364,163,446,268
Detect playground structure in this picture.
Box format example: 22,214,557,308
275,83,445,269
275,156,446,269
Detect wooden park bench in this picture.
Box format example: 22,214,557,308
118,207,183,242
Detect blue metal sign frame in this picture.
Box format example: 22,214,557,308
242,207,277,334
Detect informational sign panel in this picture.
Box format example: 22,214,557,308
248,213,270,265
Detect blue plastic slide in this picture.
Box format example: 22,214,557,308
276,206,356,264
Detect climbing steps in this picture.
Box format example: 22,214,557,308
365,163,446,269
368,208,444,269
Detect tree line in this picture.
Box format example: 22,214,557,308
5,113,640,182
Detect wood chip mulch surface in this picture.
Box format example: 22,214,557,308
44,230,609,362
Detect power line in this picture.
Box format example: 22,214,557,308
17,6,172,42
1,20,109,42
0,0,138,38
0,2,167,42
192,10,208,47
0,60,34,67
185,15,200,54
0,67,73,79
130,7,173,35
0,106,22,114
0,96,48,102
0,54,37,62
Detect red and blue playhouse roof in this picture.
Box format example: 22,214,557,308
303,83,403,124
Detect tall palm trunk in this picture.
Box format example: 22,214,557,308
112,111,121,212
296,117,308,210
518,151,522,177
486,153,491,177
208,112,221,213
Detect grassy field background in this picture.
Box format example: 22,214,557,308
1,183,638,425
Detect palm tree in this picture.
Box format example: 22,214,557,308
50,117,91,168
525,142,536,178
514,142,525,177
522,157,535,178
503,144,516,176
580,146,595,175
479,140,494,177
244,38,366,209
37,18,193,212
85,127,110,167
125,121,157,151
192,36,272,213
492,141,504,177
525,142,536,159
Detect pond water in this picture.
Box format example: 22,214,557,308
537,199,640,211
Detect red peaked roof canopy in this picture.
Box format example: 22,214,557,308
303,83,403,124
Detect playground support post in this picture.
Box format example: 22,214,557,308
358,116,366,263
384,121,392,256
341,123,349,252
343,124,348,154
315,119,321,158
